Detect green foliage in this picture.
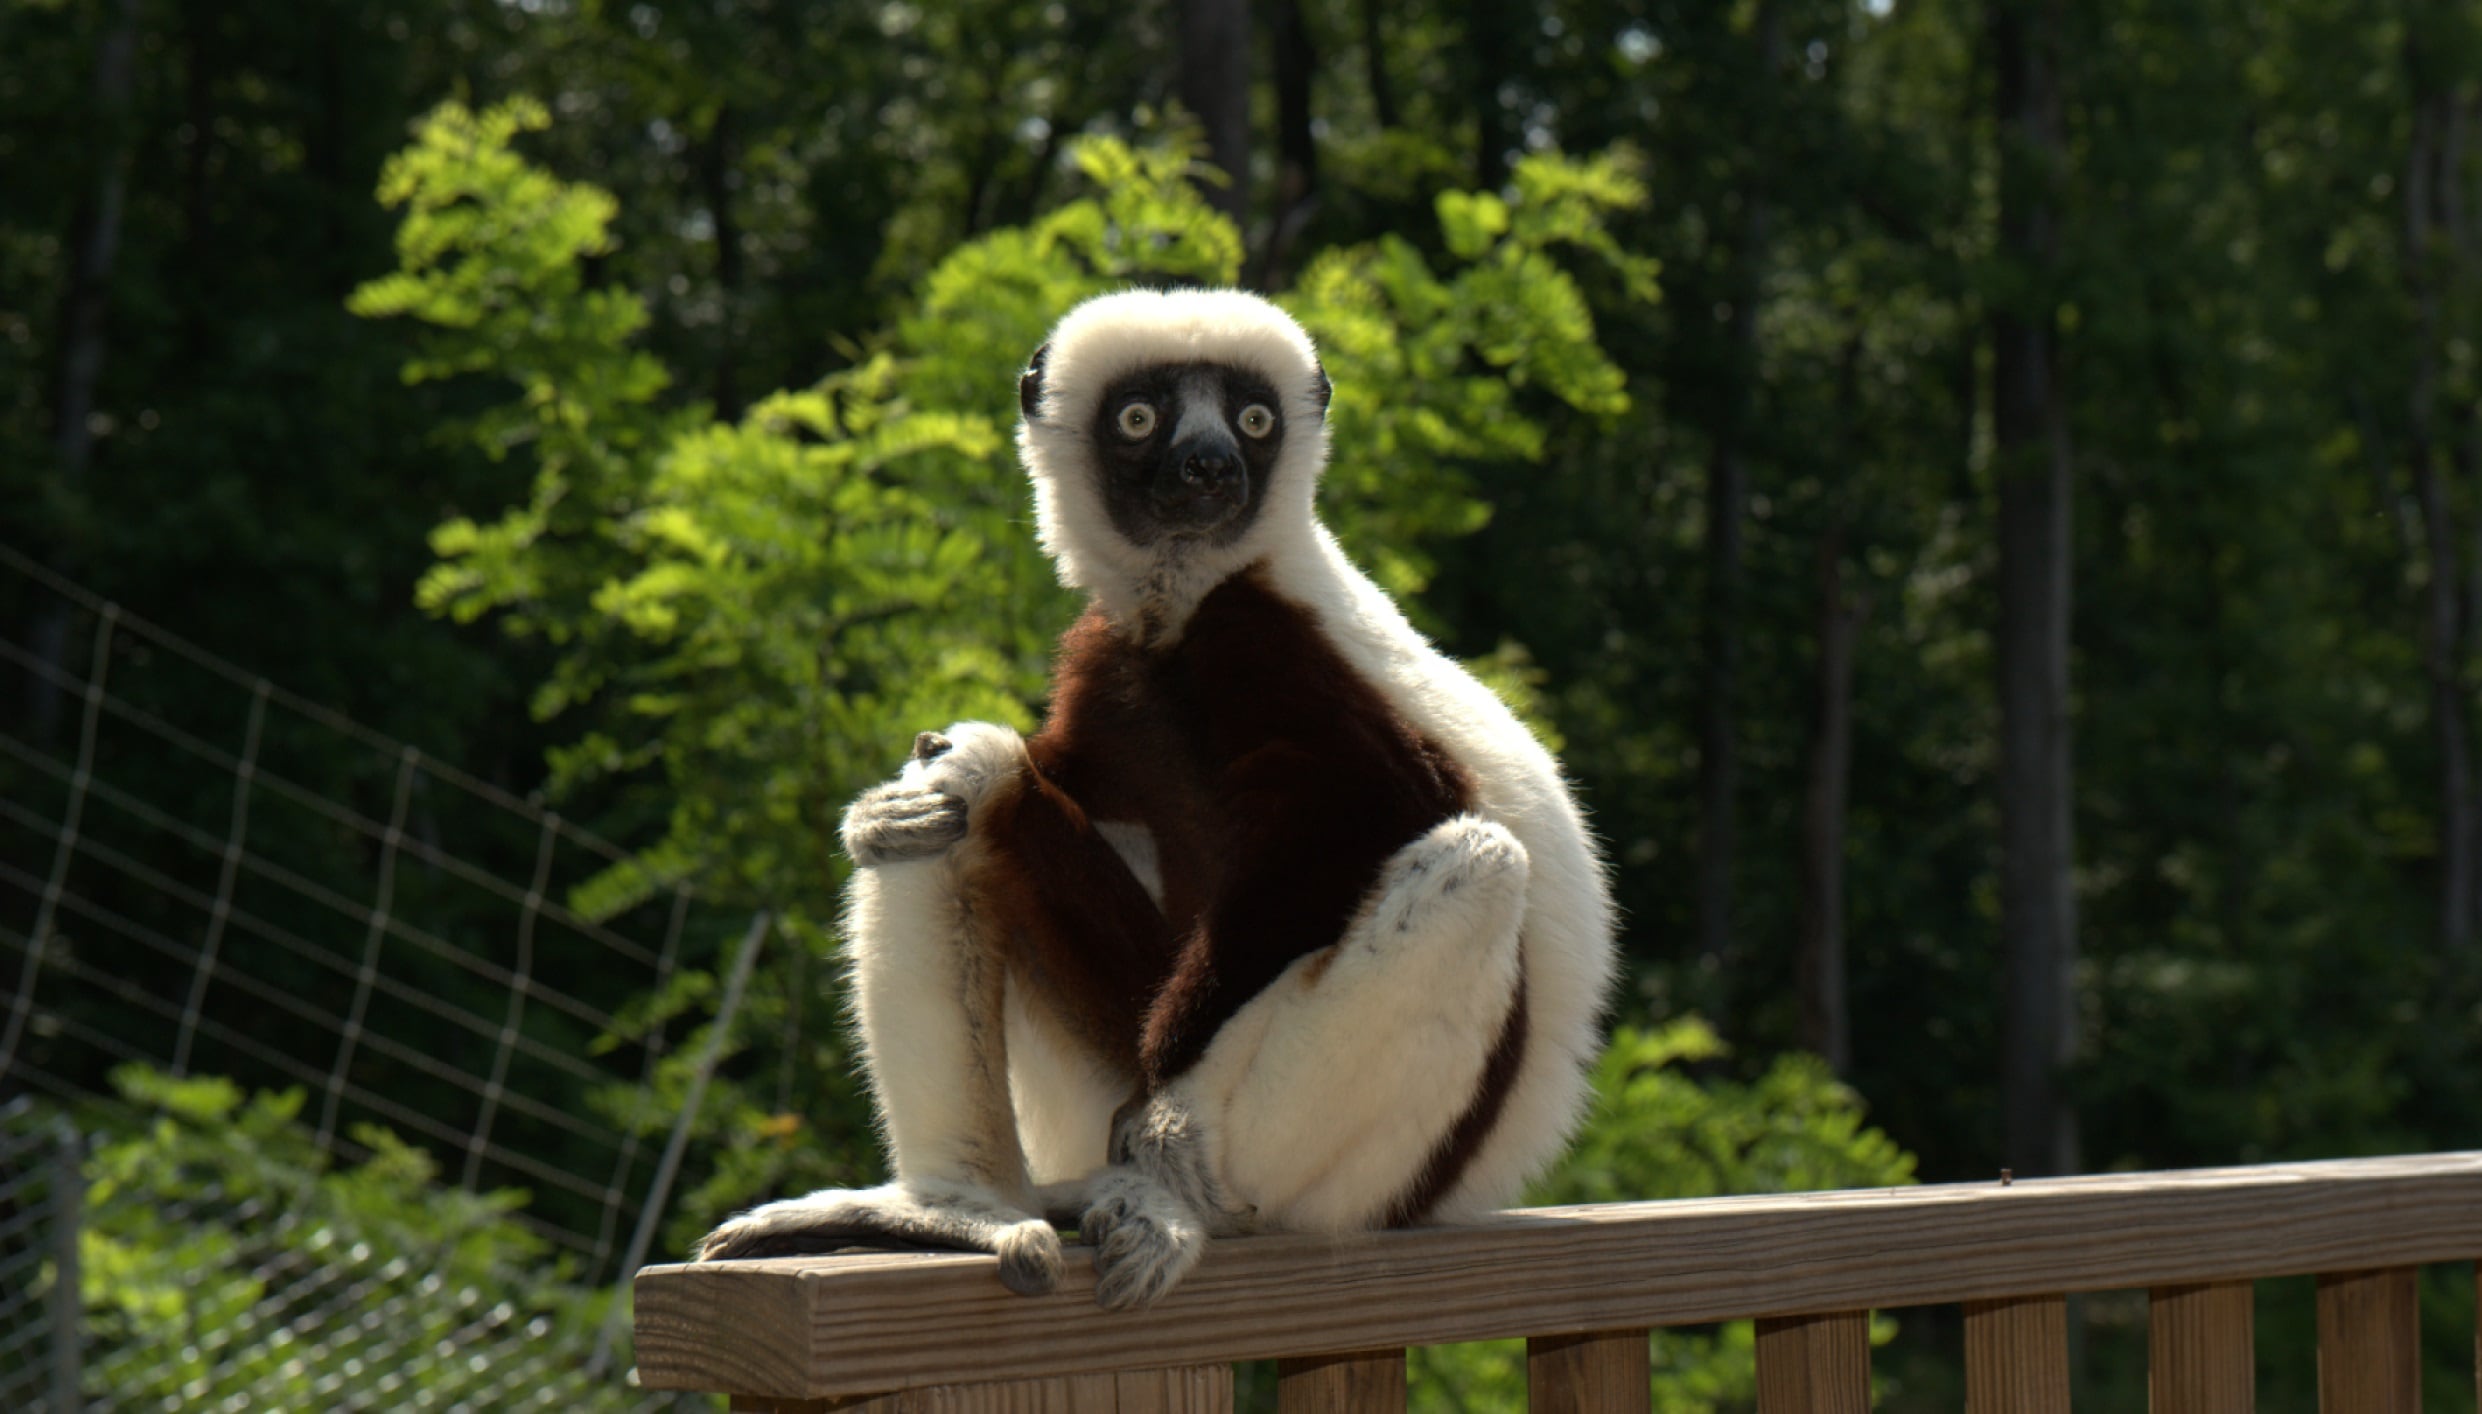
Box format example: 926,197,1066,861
43,1066,641,1412
1406,1018,1914,1412
22,4,2482,1403
348,100,1649,1230
353,102,1645,932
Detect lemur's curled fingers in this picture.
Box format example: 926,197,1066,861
840,783,968,866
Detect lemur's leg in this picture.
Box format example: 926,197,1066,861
697,725,1059,1293
698,724,1173,1299
1083,815,1529,1308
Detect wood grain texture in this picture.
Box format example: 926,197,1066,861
1526,1329,1650,1414
1754,1310,1871,1413
1274,1348,1404,1412
2316,1268,2418,1414
1112,1364,1233,1412
2149,1281,2253,1414
1963,1294,2068,1414
636,1152,2482,1399
726,1366,1230,1412
1518,1319,1657,1409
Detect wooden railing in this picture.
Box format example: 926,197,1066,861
632,1152,2482,1412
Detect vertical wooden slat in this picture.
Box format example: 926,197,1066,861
1755,1310,1871,1412
1275,1349,1405,1412
1964,1294,2070,1414
2149,1280,2254,1414
2317,1268,2419,1414
1527,1329,1651,1414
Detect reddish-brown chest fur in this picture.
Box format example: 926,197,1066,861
1020,565,1473,1083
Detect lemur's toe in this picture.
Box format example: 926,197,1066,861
995,1221,1063,1296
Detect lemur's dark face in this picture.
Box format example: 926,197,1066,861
1085,361,1290,548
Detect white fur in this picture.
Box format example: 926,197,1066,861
1093,820,1164,906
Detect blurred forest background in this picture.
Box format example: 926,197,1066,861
4,0,2482,1407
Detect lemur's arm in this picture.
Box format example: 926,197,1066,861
846,725,1173,1054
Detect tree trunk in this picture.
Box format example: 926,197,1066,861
1178,0,1252,227
178,0,216,359
26,0,141,743
1256,0,1320,288
1360,0,1399,129
1798,528,1864,1074
1466,0,1518,189
1991,0,2078,1178
1695,0,1781,973
700,106,745,418
2402,72,2477,954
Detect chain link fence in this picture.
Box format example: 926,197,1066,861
0,545,754,1410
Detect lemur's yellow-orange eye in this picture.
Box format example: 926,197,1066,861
1118,403,1157,439
1238,404,1276,439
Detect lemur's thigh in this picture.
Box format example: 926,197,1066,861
1183,814,1530,1231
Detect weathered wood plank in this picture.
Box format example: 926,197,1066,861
1274,1348,1403,1412
727,1366,1228,1412
636,1152,2482,1399
1111,1363,1232,1412
1526,1329,1650,1414
2149,1280,2253,1414
1754,1310,1870,1413
1963,1294,2068,1414
2316,1267,2418,1414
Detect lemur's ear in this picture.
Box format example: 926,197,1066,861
1310,362,1333,419
1019,343,1051,421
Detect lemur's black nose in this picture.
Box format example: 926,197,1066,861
1179,444,1242,495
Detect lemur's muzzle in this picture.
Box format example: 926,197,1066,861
1157,433,1250,528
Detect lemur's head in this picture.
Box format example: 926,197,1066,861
1015,289,1332,627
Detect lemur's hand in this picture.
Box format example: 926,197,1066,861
840,723,1026,867
901,721,1027,809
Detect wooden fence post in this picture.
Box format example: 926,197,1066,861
1755,1310,1870,1413
2316,1268,2418,1414
1964,1294,2069,1414
2148,1280,2253,1414
1526,1330,1650,1414
1276,1349,1404,1412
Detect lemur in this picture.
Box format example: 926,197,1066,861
694,289,1617,1310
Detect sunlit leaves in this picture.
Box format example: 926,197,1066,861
352,100,1655,1240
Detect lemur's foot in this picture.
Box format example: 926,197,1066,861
1361,815,1528,946
1079,1168,1206,1311
696,1180,1063,1297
